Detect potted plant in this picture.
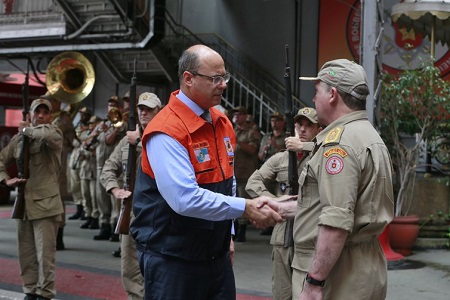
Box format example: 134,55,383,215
380,62,450,255
417,211,450,249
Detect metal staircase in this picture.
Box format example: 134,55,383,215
157,9,307,133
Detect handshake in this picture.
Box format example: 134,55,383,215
242,195,297,228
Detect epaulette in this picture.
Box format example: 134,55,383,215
323,126,344,145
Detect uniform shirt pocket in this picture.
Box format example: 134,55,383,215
298,166,317,208
29,143,43,166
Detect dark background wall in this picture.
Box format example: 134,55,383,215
165,0,320,106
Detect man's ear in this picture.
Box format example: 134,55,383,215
329,87,340,105
183,71,194,86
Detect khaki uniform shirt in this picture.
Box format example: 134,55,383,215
292,111,394,299
100,135,142,194
0,124,64,220
78,130,97,180
258,131,287,163
234,125,261,181
96,121,128,171
246,150,309,246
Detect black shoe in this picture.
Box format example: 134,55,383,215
68,204,83,220
80,217,92,229
260,226,274,236
112,247,121,258
24,294,38,300
80,211,86,220
88,218,99,230
109,233,120,242
56,227,65,250
93,223,112,240
36,296,51,300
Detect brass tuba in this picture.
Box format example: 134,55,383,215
46,52,95,104
107,107,129,128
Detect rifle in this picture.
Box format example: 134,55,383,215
283,45,299,246
12,62,30,219
115,58,138,235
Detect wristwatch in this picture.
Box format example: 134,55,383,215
305,273,325,287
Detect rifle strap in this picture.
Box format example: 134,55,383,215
284,218,294,247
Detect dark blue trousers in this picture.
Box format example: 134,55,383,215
138,251,236,300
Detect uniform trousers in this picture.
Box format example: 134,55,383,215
292,239,387,300
272,246,294,300
96,168,112,225
17,215,60,299
137,251,235,300
121,231,144,299
69,166,82,206
80,178,98,218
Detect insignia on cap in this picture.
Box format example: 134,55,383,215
301,108,310,115
328,68,336,77
141,94,149,100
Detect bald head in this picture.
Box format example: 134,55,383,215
177,44,228,109
178,44,224,83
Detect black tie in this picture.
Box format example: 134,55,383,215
201,109,212,123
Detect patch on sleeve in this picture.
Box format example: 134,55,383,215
324,127,343,145
325,155,344,175
193,141,211,163
324,147,348,158
223,137,234,156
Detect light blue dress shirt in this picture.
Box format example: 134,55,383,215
146,90,246,221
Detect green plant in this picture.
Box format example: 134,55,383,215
446,227,450,248
380,63,450,217
419,211,450,228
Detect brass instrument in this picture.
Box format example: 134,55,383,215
45,52,95,105
107,107,127,128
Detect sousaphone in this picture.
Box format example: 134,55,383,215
46,52,95,104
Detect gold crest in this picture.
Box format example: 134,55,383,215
324,127,343,144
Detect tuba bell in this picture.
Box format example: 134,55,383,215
46,52,95,105
106,107,129,128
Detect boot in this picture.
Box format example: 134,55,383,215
56,227,65,250
93,223,112,240
89,218,99,230
80,210,86,220
80,217,92,229
112,246,121,258
235,224,247,242
68,204,83,220
109,223,120,242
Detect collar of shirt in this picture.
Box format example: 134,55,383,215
176,89,205,118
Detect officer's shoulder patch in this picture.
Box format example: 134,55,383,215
324,147,348,158
324,126,344,145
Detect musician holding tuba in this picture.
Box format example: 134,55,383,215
0,98,64,300
40,91,75,251
44,52,95,252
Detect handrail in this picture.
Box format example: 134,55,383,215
159,8,307,133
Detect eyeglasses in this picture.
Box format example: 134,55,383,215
191,72,231,85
